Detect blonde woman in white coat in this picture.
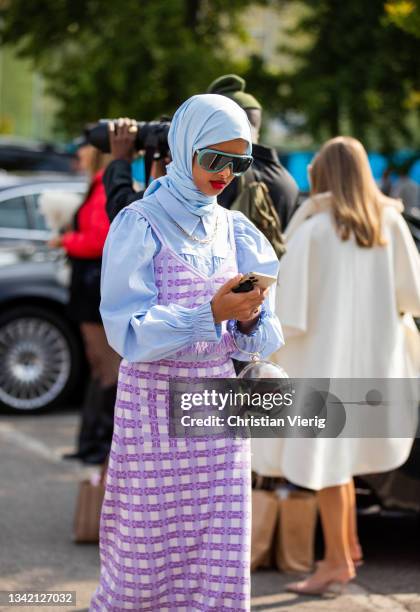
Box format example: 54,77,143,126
265,137,420,595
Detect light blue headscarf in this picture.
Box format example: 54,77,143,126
143,94,252,217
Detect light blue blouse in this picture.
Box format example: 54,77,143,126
100,185,284,362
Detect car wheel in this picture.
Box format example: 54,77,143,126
0,306,83,413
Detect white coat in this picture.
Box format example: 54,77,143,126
251,192,420,489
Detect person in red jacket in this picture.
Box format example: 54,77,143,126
61,170,110,258
49,142,121,464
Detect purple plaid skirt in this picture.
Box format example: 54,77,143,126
90,213,251,611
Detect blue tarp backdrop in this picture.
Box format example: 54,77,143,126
133,150,420,192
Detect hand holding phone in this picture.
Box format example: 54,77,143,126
231,272,277,293
210,273,274,324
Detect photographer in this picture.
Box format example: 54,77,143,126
103,118,169,222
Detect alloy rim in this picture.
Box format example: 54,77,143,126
0,317,71,410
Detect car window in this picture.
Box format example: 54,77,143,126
0,196,29,229
29,190,84,231
28,193,49,230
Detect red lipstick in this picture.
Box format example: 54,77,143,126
210,180,227,190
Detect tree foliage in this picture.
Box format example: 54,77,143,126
1,0,419,149
385,0,420,37
0,0,264,134
277,0,420,150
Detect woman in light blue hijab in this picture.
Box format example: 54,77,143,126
144,93,252,215
90,94,283,612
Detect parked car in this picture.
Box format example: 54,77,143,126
0,176,87,413
0,175,86,249
0,245,86,413
0,138,76,174
357,440,420,514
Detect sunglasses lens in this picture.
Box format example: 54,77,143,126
231,157,253,174
199,151,228,172
198,150,253,175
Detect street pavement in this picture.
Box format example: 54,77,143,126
0,410,419,612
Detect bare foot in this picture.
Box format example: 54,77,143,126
287,562,355,596
350,542,364,565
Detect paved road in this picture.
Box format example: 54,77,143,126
0,410,419,612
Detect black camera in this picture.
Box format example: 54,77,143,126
85,119,171,158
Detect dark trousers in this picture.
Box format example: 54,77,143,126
77,380,117,458
75,323,121,459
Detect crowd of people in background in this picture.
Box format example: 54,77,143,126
48,76,420,609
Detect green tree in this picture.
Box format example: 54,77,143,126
0,0,265,134
385,0,420,37
278,0,420,150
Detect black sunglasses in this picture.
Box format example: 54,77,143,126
196,148,253,176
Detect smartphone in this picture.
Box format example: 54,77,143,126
232,272,277,293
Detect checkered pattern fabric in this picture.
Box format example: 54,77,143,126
90,212,251,611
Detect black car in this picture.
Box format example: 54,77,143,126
0,247,86,413
0,176,87,413
0,138,75,174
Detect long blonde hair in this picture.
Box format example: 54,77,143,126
310,136,386,248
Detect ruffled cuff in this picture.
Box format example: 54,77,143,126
227,308,268,356
191,301,222,343
227,307,267,337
